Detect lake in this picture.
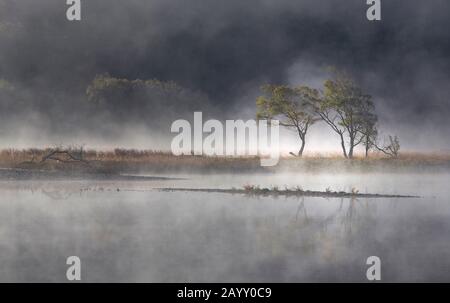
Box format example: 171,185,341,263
0,171,449,282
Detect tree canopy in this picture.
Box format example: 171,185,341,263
257,70,400,158
256,84,318,156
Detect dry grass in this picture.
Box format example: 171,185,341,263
0,148,262,173
299,151,450,161
0,148,449,174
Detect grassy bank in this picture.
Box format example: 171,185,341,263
0,148,450,174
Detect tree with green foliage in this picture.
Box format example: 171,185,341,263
359,98,379,158
85,74,211,128
256,84,318,156
86,74,183,106
362,123,378,158
313,72,377,159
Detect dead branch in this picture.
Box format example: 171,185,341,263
40,149,89,164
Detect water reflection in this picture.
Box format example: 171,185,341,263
0,173,449,282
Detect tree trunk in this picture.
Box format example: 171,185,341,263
298,138,306,157
365,137,370,158
348,148,354,158
339,133,348,158
348,136,354,159
348,145,354,159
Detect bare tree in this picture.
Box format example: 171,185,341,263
374,135,401,158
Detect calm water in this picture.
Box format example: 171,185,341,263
0,172,449,282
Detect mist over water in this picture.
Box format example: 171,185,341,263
1,171,449,282
1,0,450,284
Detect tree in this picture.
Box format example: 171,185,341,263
85,74,212,128
314,71,377,159
256,84,317,156
374,135,400,158
362,124,378,158
385,135,400,157
360,99,378,158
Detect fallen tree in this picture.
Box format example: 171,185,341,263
40,148,89,164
